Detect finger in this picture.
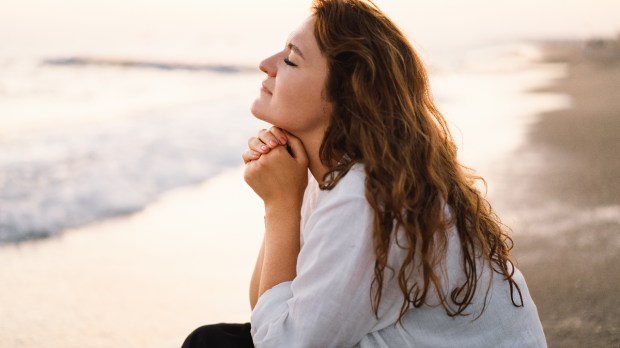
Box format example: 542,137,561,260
269,126,288,145
248,136,270,154
242,149,261,164
258,129,280,148
283,131,308,165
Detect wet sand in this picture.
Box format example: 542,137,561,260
501,40,620,347
0,167,263,348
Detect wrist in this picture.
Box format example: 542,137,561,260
265,202,301,222
264,203,302,239
264,200,302,216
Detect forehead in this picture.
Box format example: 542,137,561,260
286,17,320,57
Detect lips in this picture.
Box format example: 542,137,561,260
261,82,272,95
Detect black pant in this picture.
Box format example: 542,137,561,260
182,323,254,348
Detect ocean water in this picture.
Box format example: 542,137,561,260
0,63,266,242
0,46,569,243
4,0,612,243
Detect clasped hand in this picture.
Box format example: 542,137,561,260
242,127,309,209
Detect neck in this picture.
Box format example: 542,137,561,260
297,132,328,186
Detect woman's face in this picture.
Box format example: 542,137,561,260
251,16,332,138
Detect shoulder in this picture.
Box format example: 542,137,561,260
301,163,370,232
303,163,371,235
320,163,367,200
302,163,371,235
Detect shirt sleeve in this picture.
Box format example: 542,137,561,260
251,173,386,348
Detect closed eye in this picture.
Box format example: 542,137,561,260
283,57,298,67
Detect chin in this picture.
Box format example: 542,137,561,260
250,99,265,119
251,99,279,124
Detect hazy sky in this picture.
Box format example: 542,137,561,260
1,0,618,62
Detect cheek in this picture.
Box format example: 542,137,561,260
269,80,304,118
275,91,314,121
276,76,323,112
253,72,330,132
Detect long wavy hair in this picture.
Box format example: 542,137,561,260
312,0,523,320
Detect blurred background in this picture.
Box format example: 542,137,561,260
0,0,618,347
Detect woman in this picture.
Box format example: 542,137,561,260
183,0,546,347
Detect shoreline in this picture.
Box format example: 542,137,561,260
0,166,263,348
504,39,620,347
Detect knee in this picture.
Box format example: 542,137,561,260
181,323,253,348
182,325,214,348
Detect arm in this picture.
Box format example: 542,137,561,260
250,167,399,348
244,132,308,309
245,127,294,309
249,238,264,309
259,202,301,297
249,206,302,310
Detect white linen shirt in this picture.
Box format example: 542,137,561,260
251,164,546,347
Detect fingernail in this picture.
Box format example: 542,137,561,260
251,151,260,158
279,137,287,144
260,145,268,152
269,139,278,147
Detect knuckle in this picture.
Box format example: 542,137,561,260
251,138,262,147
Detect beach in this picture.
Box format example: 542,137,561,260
0,40,618,347
0,168,263,347
502,40,620,347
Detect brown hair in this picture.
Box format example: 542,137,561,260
312,0,523,319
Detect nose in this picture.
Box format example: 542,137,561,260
259,53,278,77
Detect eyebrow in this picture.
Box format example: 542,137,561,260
288,43,305,60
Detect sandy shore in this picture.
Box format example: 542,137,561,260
500,40,620,347
0,167,263,348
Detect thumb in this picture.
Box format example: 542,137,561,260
284,131,309,165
